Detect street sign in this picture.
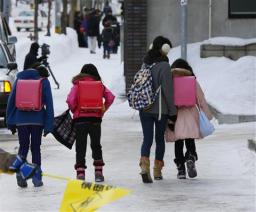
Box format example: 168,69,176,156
180,0,188,6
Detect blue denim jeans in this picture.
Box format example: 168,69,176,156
139,112,168,161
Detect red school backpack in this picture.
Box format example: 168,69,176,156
78,81,104,112
173,76,196,106
15,78,44,111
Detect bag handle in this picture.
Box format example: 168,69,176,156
56,109,71,129
196,96,202,111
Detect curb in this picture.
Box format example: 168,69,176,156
208,104,256,124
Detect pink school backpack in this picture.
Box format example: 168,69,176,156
15,79,44,111
173,76,196,106
78,81,104,112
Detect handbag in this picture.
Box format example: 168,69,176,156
108,40,115,47
197,105,215,138
52,110,76,149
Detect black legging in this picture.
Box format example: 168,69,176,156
174,139,198,164
75,122,103,168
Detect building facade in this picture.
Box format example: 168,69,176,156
147,0,256,47
124,0,256,91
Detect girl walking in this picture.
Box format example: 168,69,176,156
66,64,115,182
6,65,54,187
166,58,213,179
138,36,177,183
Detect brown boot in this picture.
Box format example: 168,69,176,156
153,160,164,180
139,157,153,183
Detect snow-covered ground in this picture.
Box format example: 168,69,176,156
0,111,255,212
0,6,256,211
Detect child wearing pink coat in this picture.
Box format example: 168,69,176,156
166,59,213,179
66,64,115,182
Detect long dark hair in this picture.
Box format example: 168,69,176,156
170,58,195,76
80,64,101,81
143,36,172,65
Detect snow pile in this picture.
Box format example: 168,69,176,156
168,38,256,115
202,37,256,46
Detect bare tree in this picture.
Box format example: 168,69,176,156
69,0,77,29
46,0,52,36
34,0,39,41
61,0,68,34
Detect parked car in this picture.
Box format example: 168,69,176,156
0,16,17,59
14,10,47,32
0,41,18,119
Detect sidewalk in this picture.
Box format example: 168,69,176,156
0,102,255,212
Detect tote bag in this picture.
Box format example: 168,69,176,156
52,110,76,149
198,109,215,138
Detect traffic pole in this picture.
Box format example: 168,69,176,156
55,0,61,34
180,0,188,60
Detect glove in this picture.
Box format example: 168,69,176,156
168,123,175,131
168,115,177,122
38,55,47,61
9,126,16,135
43,131,49,137
167,119,175,131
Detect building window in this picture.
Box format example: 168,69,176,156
229,0,256,18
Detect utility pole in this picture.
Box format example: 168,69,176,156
61,0,68,34
180,0,188,60
34,0,39,42
46,0,52,36
208,0,212,38
55,0,61,33
69,0,78,28
1,0,11,23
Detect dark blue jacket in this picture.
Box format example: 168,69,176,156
6,69,54,133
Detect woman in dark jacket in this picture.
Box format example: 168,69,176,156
87,10,100,53
6,66,54,188
139,36,177,183
101,21,114,58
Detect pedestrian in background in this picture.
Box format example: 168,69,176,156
74,12,86,48
103,1,112,16
87,10,100,54
101,21,114,59
23,42,46,70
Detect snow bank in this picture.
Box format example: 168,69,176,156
168,38,256,115
202,36,256,46
39,28,78,64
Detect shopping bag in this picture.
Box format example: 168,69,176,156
52,110,76,149
198,110,215,138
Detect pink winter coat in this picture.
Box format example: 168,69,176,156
165,69,213,142
66,74,115,119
